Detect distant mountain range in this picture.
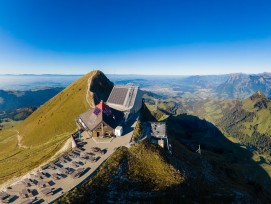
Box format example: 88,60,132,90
175,72,271,99
111,72,271,99
216,73,271,98
1,72,271,99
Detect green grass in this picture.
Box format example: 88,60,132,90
0,135,67,184
194,96,271,140
0,129,18,158
0,70,101,184
131,120,142,141
252,108,271,134
127,141,183,190
203,101,223,121
18,72,95,146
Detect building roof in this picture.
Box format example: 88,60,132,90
106,85,140,111
96,100,109,110
79,101,124,131
150,122,166,138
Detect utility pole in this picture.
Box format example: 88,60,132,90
155,99,159,111
196,144,201,156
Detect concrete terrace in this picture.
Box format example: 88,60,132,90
1,120,136,204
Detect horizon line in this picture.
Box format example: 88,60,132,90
0,72,271,77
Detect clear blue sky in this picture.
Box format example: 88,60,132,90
0,0,271,75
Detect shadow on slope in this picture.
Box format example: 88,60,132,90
89,71,113,104
167,113,271,202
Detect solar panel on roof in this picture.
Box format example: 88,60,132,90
107,87,128,105
103,108,112,116
93,107,101,115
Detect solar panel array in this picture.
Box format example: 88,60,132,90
107,87,128,105
103,108,112,116
93,107,101,116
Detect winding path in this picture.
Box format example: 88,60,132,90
16,130,27,149
86,74,95,108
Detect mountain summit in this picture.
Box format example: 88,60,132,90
0,70,113,184
18,70,113,146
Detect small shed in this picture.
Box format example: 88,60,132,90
115,126,123,137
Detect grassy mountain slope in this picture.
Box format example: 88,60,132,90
0,70,113,184
189,92,271,155
148,91,271,157
18,71,90,146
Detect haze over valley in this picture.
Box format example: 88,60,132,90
1,72,271,116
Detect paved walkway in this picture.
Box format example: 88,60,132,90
2,121,136,204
